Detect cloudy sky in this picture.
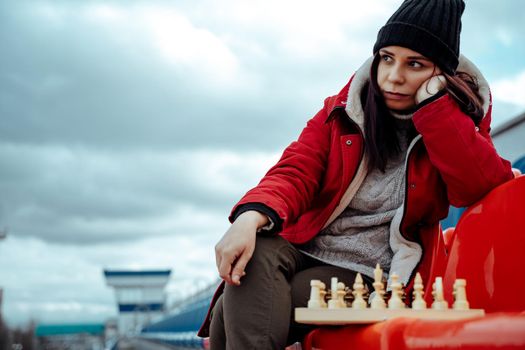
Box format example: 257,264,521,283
0,0,524,327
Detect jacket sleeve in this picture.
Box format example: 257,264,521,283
229,99,333,230
412,93,513,207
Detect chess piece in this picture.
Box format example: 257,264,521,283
336,282,347,308
319,283,328,308
371,264,386,309
308,280,327,308
351,273,367,309
328,278,347,309
453,279,470,310
388,273,405,309
343,285,353,305
431,277,449,310
412,272,427,310
328,277,338,309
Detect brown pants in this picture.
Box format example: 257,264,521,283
209,235,373,350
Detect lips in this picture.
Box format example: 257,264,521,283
383,91,410,100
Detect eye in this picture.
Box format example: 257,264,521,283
408,60,424,68
380,54,393,63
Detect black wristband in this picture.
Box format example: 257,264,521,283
415,89,447,110
230,203,283,235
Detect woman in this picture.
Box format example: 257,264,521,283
199,0,514,348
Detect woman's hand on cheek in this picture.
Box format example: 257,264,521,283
415,75,447,104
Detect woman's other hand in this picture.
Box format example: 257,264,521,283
415,74,447,104
215,210,268,286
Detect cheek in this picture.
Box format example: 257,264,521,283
411,72,435,90
376,67,386,88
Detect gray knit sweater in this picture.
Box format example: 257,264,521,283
300,117,412,280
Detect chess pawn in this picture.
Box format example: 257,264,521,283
329,281,347,309
328,277,343,309
308,280,327,308
371,264,386,309
453,279,470,310
388,273,405,309
412,272,427,310
351,273,367,309
431,277,449,310
336,282,347,308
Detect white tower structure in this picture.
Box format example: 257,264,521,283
103,269,171,335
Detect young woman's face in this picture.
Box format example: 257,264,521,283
377,46,441,111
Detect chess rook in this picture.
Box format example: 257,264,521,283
308,280,326,309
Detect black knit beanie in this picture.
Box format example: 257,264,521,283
373,0,465,74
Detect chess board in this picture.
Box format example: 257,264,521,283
295,307,485,325
294,264,485,325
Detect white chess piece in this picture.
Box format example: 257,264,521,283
328,278,347,309
431,277,449,310
308,280,326,308
453,279,470,310
371,264,386,309
319,283,328,308
336,282,347,308
328,277,340,309
388,273,405,309
412,272,427,310
351,273,367,309
327,277,337,309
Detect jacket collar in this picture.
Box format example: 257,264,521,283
324,57,373,132
457,55,491,117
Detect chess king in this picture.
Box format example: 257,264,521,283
200,0,514,348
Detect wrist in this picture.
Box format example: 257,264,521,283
235,210,269,230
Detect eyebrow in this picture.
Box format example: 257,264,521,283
379,49,431,61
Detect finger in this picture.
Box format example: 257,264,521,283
230,250,253,285
215,247,221,270
432,75,446,88
437,75,447,88
218,256,234,285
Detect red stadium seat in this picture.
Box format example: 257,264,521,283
302,176,525,350
441,227,455,254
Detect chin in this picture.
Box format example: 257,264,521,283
385,102,416,111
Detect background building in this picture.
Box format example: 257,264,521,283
491,112,525,165
35,324,105,350
103,270,171,335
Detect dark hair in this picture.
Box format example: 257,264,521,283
442,71,484,125
363,54,484,173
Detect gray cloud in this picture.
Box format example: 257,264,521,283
0,2,308,152
0,144,271,243
3,0,521,155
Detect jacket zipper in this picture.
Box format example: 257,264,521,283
400,134,425,287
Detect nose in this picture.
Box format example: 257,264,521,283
387,64,404,84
